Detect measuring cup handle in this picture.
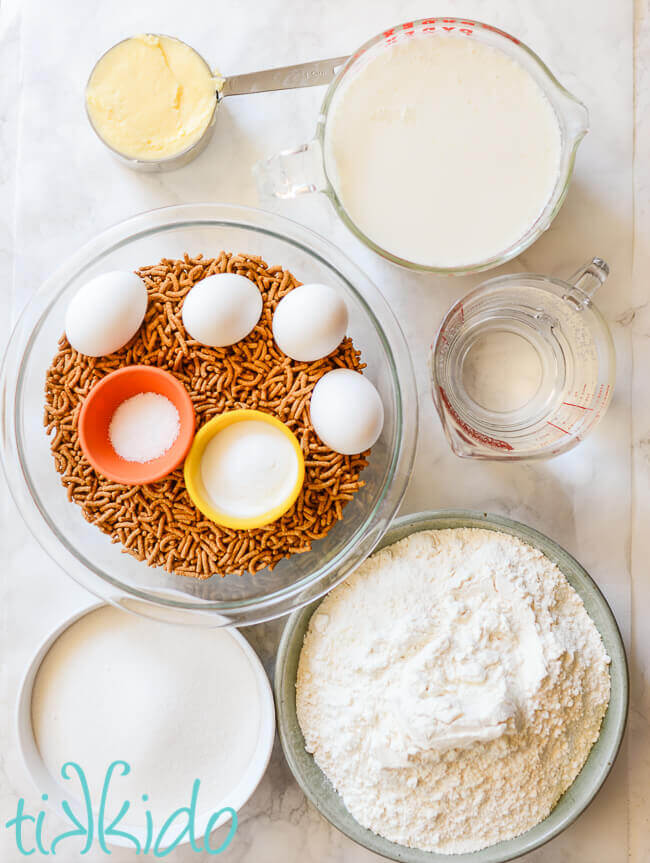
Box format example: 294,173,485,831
564,257,610,309
254,139,326,200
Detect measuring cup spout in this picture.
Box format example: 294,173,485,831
563,257,609,309
254,139,326,200
560,93,589,142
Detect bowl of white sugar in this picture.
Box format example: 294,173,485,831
17,602,276,852
275,510,628,862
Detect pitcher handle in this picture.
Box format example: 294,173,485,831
563,257,609,310
254,139,326,200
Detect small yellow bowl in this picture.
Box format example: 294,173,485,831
184,409,305,530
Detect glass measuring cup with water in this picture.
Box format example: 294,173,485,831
430,259,615,460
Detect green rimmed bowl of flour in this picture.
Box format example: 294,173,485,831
274,509,628,863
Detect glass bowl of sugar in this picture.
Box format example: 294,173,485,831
0,203,417,627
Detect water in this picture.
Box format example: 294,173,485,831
432,269,615,459
461,330,544,414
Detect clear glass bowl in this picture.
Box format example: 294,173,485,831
1,203,417,627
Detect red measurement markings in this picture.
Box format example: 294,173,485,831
439,387,513,451
478,22,520,44
547,421,571,435
562,402,594,411
385,19,477,38
420,18,475,34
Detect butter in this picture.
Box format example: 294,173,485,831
86,35,217,161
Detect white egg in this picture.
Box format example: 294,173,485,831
65,271,147,357
272,283,348,362
181,273,262,347
310,369,384,454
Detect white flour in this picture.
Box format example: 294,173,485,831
296,528,611,854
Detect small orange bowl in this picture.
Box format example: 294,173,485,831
78,365,195,485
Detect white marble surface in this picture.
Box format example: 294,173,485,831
1,0,648,861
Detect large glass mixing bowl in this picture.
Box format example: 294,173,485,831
1,204,417,627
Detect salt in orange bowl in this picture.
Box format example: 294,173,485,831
78,365,195,485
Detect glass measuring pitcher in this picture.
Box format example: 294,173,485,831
430,258,616,460
255,17,589,275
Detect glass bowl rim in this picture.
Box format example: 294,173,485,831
1,202,418,621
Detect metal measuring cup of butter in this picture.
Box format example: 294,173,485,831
85,33,347,171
